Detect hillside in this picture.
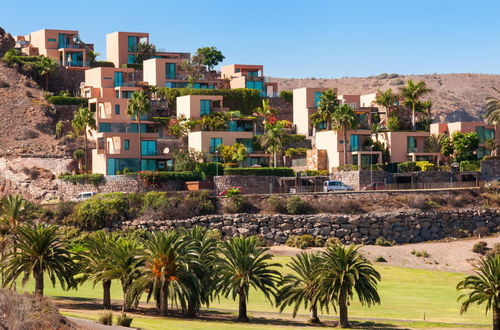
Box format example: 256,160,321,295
271,73,500,122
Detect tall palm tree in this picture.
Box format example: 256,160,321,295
101,237,143,312
317,244,381,328
0,195,30,231
310,89,339,130
33,56,56,90
127,231,197,316
79,231,117,309
374,89,398,117
2,224,76,296
400,80,432,130
87,50,100,66
424,134,447,153
258,121,285,167
72,107,96,173
485,87,500,125
371,122,382,143
457,254,500,330
127,90,152,169
278,252,326,324
332,104,358,166
216,236,281,322
135,42,156,64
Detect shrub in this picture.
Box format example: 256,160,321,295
279,90,293,103
121,63,143,70
483,155,500,160
488,243,500,256
286,235,321,249
389,79,405,86
376,73,388,79
472,241,489,255
266,195,285,213
91,61,115,67
286,196,312,214
303,169,329,176
59,173,104,185
397,161,419,173
131,171,202,187
284,147,308,157
375,237,395,247
98,311,113,325
459,160,480,172
222,187,245,213
142,191,215,220
375,256,387,262
196,162,223,178
325,237,341,247
47,96,88,106
116,313,133,327
336,164,358,171
223,167,295,177
387,115,400,130
55,121,64,138
68,194,130,230
414,250,429,258
415,161,436,172
53,201,76,222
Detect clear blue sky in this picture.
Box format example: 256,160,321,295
3,0,500,78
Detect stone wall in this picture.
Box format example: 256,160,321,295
330,170,386,190
214,175,278,194
481,159,500,181
119,208,500,245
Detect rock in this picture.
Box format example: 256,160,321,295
0,27,15,56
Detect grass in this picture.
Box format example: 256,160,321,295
14,256,490,328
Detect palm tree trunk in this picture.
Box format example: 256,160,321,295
494,306,500,330
103,280,111,310
343,128,348,166
186,300,197,317
160,282,168,316
338,291,350,328
273,151,277,168
34,267,44,296
412,103,416,131
45,74,49,91
238,292,249,322
121,280,128,312
138,117,142,171
309,303,320,324
84,129,88,173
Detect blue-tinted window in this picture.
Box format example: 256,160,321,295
122,91,133,98
229,120,253,132
246,81,265,97
115,91,120,99
107,158,140,175
124,139,129,150
115,104,120,115
407,136,417,153
350,134,359,152
127,54,136,64
58,33,69,48
210,138,222,153
98,123,155,133
236,138,254,153
114,72,124,87
165,63,176,79
141,159,157,171
47,38,56,42
127,36,137,52
314,92,322,108
200,100,211,116
141,140,157,156
247,71,259,77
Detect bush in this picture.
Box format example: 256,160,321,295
142,191,215,220
221,187,246,214
387,73,399,79
325,237,341,247
284,147,308,157
121,63,143,70
286,196,312,214
303,170,329,176
116,313,133,327
196,162,223,178
336,164,358,171
98,311,113,325
488,243,500,256
376,73,388,79
286,235,322,249
266,195,285,213
415,161,436,172
47,96,88,106
483,155,500,160
397,161,419,173
224,167,295,177
55,121,64,138
131,171,202,187
59,173,104,185
279,90,293,103
68,194,130,230
472,241,489,255
413,250,429,258
459,160,480,172
375,256,387,262
91,61,115,67
53,201,76,222
375,237,395,247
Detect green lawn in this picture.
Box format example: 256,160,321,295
15,256,490,328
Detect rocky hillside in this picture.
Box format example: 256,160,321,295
271,73,500,122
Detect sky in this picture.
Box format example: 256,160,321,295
3,0,500,78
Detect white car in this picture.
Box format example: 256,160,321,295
70,192,97,202
323,180,354,192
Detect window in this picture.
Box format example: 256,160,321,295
165,63,176,79
127,36,137,52
356,113,368,129
107,158,140,175
314,92,322,108
141,140,157,156
350,134,359,152
114,104,120,115
407,136,417,153
246,81,265,96
127,55,136,64
210,138,222,153
247,71,259,77
58,33,69,48
477,126,495,143
235,68,240,73
141,159,157,171
47,38,56,42
229,120,253,132
124,139,129,150
200,100,211,116
98,123,156,133
122,91,134,99
115,91,120,99
236,138,254,153
114,72,124,87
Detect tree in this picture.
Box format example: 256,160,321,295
72,107,96,173
87,50,100,66
80,231,117,309
424,133,447,153
168,115,197,138
217,236,281,322
485,138,498,157
374,89,398,117
218,143,248,164
0,195,30,232
127,231,197,316
199,112,230,131
195,47,225,71
73,149,85,172
2,224,76,296
450,131,480,162
317,244,381,328
135,42,156,64
310,89,339,130
371,123,382,143
254,99,278,128
32,56,56,90
259,121,286,167
127,90,152,168
441,135,454,158
180,54,205,87
278,252,326,324
332,104,358,166
457,254,500,330
400,80,432,130
485,87,500,125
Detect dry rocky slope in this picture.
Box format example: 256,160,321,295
271,73,500,122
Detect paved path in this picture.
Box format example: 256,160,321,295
66,316,134,330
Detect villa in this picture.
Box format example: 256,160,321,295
220,64,277,97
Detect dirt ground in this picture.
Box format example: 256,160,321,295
270,235,500,273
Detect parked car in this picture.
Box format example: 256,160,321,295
362,182,386,191
323,180,354,192
485,177,500,188
40,196,62,205
70,192,97,202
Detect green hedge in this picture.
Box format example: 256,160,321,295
121,63,143,70
158,88,261,115
196,162,224,178
460,160,480,172
48,96,88,107
127,171,202,187
397,161,419,173
415,161,436,172
223,167,295,177
59,174,104,185
91,61,115,67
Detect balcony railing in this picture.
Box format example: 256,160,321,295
114,81,137,87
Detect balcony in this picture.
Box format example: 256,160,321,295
114,81,137,87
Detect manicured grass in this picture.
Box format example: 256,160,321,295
16,256,490,327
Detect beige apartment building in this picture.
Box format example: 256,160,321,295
220,64,277,97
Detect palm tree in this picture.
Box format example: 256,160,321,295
310,89,339,130
33,56,56,90
80,231,117,309
317,244,381,328
135,42,156,64
72,107,96,173
258,121,285,167
400,80,432,130
485,87,500,125
424,134,447,153
127,90,152,169
254,99,278,129
457,254,500,330
2,224,76,296
127,231,197,316
101,237,143,312
200,112,230,131
374,89,398,117
216,236,281,322
87,50,100,66
332,104,358,166
278,252,326,324
371,122,382,143
0,195,30,232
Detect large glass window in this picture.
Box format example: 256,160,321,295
407,136,417,153
245,81,266,97
141,140,157,156
247,71,259,77
68,52,83,67
314,92,322,107
477,126,495,143
58,33,69,48
200,100,211,116
114,72,124,87
107,158,140,175
236,138,254,153
350,134,359,152
165,63,176,79
210,138,222,153
122,91,134,98
127,36,137,52
98,123,156,133
141,159,157,171
229,120,253,132
357,113,368,129
115,104,120,115
127,55,136,64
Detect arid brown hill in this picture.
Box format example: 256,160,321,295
272,73,500,123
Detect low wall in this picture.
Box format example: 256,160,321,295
119,208,500,245
481,159,500,181
214,175,278,194
330,170,386,190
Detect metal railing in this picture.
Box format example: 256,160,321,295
384,181,483,190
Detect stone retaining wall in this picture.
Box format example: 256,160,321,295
214,175,278,194
119,208,500,245
481,159,500,181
